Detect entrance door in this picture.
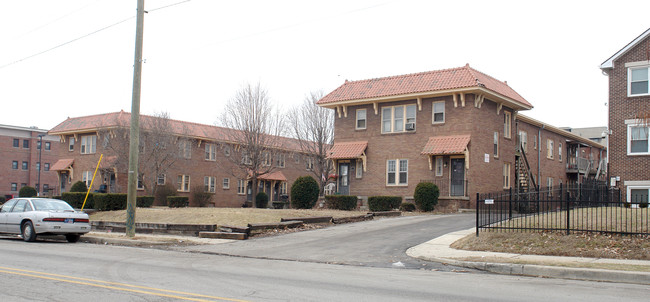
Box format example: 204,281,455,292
60,173,68,193
338,163,350,195
450,158,465,196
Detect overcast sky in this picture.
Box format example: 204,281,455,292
1,0,648,131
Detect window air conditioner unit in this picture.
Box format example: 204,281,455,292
405,123,415,131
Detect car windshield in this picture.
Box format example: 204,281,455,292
31,199,75,211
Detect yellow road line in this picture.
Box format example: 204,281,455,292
0,266,248,302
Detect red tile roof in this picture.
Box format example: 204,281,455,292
51,159,74,171
327,141,368,159
258,171,287,181
421,135,471,155
48,111,307,153
318,64,531,108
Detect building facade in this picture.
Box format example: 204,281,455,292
318,65,606,208
600,28,650,205
0,124,62,199
48,111,319,207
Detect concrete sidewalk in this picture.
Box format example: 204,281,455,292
407,228,650,285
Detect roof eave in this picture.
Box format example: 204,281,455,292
600,27,650,70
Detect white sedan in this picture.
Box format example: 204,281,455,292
0,198,90,242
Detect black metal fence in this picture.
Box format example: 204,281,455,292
476,181,649,236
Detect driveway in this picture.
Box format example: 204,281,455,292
176,213,476,271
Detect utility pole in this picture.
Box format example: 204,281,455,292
126,0,145,237
37,134,44,196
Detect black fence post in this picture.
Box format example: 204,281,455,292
476,192,480,237
566,187,570,235
508,187,513,220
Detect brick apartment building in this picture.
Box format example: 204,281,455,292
600,27,650,205
0,124,62,199
318,65,606,208
47,111,319,207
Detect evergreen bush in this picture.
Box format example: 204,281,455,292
19,186,37,197
0,196,6,204
154,183,177,206
255,192,269,208
70,181,88,193
414,182,439,212
324,195,357,210
368,196,402,211
290,176,320,209
137,196,155,208
61,192,94,209
399,202,416,212
167,196,189,208
93,194,127,211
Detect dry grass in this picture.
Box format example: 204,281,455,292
90,207,382,227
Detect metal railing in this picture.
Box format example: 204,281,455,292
420,179,468,197
476,183,649,236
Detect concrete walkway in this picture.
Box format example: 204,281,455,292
407,228,650,285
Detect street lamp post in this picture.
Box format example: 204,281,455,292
37,134,44,196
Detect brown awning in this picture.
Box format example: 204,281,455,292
51,159,74,171
257,171,287,181
327,141,368,159
421,135,470,155
100,155,118,169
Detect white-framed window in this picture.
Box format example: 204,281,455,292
386,159,408,186
177,174,190,192
533,135,537,150
11,183,17,191
44,163,50,171
628,124,649,155
69,137,75,151
157,174,166,185
306,157,314,171
241,151,252,165
628,187,649,207
45,141,51,150
493,132,499,157
382,104,416,133
504,111,511,139
205,143,216,161
82,171,92,187
356,160,363,178
237,179,246,195
263,152,271,166
137,174,145,190
223,178,230,189
294,153,300,164
356,109,367,130
628,66,649,96
179,140,192,159
558,143,562,161
432,101,445,124
547,139,554,159
36,162,40,171
519,131,528,152
224,145,231,157
547,177,553,191
503,162,511,189
276,154,286,168
80,135,96,154
435,157,443,176
204,176,216,193
280,182,287,195
22,161,28,170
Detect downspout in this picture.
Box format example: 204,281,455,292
538,125,543,190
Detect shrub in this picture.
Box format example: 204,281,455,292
414,182,439,212
70,181,88,193
167,196,189,208
19,186,37,197
61,192,94,209
191,186,214,207
324,195,357,210
0,196,6,204
137,196,155,208
255,192,269,208
154,183,177,206
399,202,416,212
368,196,402,212
290,176,320,209
94,194,127,211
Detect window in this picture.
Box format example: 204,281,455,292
222,178,230,189
504,111,511,139
276,154,285,168
82,171,92,187
432,101,445,124
11,183,17,191
43,184,49,193
81,135,96,154
37,140,41,150
44,163,50,171
237,179,246,195
533,135,537,150
382,104,416,133
503,163,511,189
21,183,27,188
157,174,166,185
36,162,40,171
628,125,649,154
558,143,562,161
224,145,231,157
386,159,408,186
137,174,145,190
547,177,553,191
177,175,190,192
519,131,528,152
629,187,649,207
204,176,216,193
179,140,192,159
435,157,443,176
356,109,367,130
205,143,216,161
280,182,287,195
241,151,252,165
12,161,18,170
356,160,363,178
628,66,649,96
45,141,51,150
294,153,300,164
547,139,554,159
69,137,75,151
493,132,499,157
22,161,28,170
263,152,271,166
306,157,314,171
13,138,19,148
23,139,29,149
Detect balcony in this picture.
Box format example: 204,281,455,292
566,157,600,174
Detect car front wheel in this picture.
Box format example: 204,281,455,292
21,221,37,242
65,234,80,243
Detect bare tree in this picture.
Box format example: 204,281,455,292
219,83,285,208
288,91,334,194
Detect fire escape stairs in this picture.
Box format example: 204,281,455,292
515,143,537,193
